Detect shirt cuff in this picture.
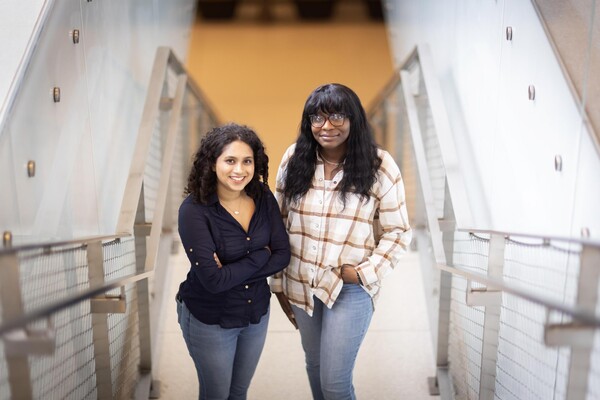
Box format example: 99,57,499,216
356,260,377,286
269,276,283,293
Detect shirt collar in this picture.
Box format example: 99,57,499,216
207,193,220,206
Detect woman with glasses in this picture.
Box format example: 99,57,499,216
177,123,291,399
271,83,412,400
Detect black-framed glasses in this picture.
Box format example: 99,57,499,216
309,113,348,128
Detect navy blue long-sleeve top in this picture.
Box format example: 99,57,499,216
177,185,291,328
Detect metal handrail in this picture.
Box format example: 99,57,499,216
416,44,474,228
0,233,127,255
369,23,600,398
384,44,598,247
462,227,600,248
371,42,600,397
117,46,219,235
0,2,220,393
0,268,151,336
435,260,600,326
366,46,420,116
400,68,447,266
393,47,600,325
0,46,218,343
366,70,400,119
165,49,221,125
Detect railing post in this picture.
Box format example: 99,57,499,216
475,234,504,400
565,244,600,400
433,264,453,397
401,67,454,397
431,180,455,397
87,241,114,400
134,185,153,371
0,253,33,399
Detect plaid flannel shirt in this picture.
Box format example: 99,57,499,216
270,144,412,315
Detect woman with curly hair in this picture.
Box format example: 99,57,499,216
272,84,412,400
176,123,291,400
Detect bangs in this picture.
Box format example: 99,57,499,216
306,89,350,115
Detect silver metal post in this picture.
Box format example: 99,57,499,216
0,253,33,399
438,180,456,369
565,244,600,399
87,241,114,400
401,67,453,398
134,185,153,373
478,234,504,399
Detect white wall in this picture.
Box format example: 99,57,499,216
385,0,600,239
0,0,197,240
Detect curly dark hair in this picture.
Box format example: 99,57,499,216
185,123,269,204
283,83,381,206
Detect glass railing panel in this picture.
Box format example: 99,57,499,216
368,39,600,398
80,1,150,233
0,0,48,126
492,0,584,237
4,1,99,239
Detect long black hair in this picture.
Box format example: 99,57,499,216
185,123,269,204
283,83,381,205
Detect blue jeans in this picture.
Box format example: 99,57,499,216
176,299,269,400
293,284,374,400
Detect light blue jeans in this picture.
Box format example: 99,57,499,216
293,284,374,400
176,299,269,400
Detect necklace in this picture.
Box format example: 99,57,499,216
220,195,243,215
319,152,344,167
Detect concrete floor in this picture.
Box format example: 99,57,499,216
155,247,436,399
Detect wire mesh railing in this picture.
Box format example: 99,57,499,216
0,45,219,400
449,232,488,400
368,45,600,400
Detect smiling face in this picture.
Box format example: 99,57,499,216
311,112,350,154
214,140,255,196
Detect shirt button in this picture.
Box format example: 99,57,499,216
319,178,323,181
312,246,316,250
245,285,249,289
319,200,322,204
247,251,250,254
189,248,193,252
333,181,337,184
195,262,199,266
247,299,252,304
246,237,251,241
